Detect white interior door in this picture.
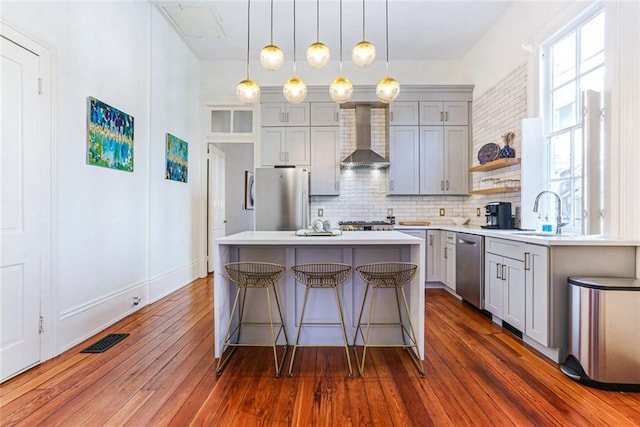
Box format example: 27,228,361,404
207,145,226,273
1,37,43,381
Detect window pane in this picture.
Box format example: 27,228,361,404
233,111,253,133
573,128,583,175
549,179,575,224
549,132,571,180
551,33,576,87
580,12,604,72
580,67,604,94
552,83,576,131
211,110,231,133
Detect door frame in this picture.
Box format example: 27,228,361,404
1,19,56,363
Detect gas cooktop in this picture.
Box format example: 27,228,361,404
338,221,394,231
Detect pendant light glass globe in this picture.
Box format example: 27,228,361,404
329,76,353,104
236,79,260,104
283,76,307,104
352,40,376,68
376,76,400,103
260,45,284,70
306,42,330,68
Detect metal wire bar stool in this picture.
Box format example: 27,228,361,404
288,263,354,377
353,262,425,377
216,262,289,377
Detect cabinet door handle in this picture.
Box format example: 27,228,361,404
445,180,449,190
496,263,501,279
444,247,448,259
524,252,530,270
440,181,444,191
281,112,285,123
429,235,433,246
501,264,507,281
440,111,444,122
390,180,394,191
390,111,394,122
445,111,449,122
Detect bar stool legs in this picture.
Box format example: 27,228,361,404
353,262,425,377
216,262,289,377
288,263,353,377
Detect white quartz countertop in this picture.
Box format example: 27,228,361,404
216,230,423,245
393,224,640,247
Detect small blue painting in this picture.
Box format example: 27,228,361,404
165,133,188,183
87,97,134,172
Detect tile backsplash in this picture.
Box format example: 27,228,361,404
311,64,528,227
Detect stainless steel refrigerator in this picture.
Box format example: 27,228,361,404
254,167,310,231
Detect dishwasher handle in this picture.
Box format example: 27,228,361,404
458,238,477,246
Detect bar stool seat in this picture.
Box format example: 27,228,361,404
353,262,425,377
288,263,353,377
216,262,289,377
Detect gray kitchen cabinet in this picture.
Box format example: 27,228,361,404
419,126,469,194
484,237,526,332
389,101,419,125
426,230,442,283
261,102,310,127
442,231,456,291
310,127,340,195
388,126,420,194
420,101,469,126
310,102,340,126
524,244,549,346
261,127,310,166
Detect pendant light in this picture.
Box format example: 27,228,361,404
283,0,307,104
352,0,376,68
237,0,260,103
329,0,353,103
306,0,330,68
376,0,400,103
260,0,284,71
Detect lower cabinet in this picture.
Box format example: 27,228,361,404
426,230,441,282
484,238,525,332
442,232,456,291
524,244,549,346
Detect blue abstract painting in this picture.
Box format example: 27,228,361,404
87,97,134,172
165,133,188,183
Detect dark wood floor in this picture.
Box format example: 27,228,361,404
2,276,639,426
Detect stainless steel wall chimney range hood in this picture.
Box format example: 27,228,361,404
340,104,389,169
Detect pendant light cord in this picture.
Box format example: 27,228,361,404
385,0,389,76
339,0,343,75
362,0,366,40
246,0,251,78
269,0,274,45
293,0,297,75
316,0,320,42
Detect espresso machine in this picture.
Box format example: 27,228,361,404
482,202,513,229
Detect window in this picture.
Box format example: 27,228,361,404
541,6,604,234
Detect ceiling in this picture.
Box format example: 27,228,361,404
153,0,514,62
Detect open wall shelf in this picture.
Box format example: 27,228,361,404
468,186,521,195
469,158,521,172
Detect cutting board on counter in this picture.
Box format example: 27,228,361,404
398,221,431,226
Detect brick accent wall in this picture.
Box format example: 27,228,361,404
310,64,528,227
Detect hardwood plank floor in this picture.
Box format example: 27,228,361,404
1,275,639,426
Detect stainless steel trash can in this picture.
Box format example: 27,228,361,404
561,277,640,391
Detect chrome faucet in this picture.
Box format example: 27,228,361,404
533,190,569,234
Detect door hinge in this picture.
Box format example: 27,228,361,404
38,78,43,95
39,315,44,334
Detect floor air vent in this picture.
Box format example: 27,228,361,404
81,333,129,353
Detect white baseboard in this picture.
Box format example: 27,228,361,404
58,280,149,353
148,261,199,303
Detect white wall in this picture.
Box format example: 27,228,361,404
1,2,201,354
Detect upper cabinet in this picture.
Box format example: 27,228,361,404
261,103,310,127
261,127,310,166
389,102,419,126
310,127,340,195
208,107,254,137
310,103,340,126
420,101,469,126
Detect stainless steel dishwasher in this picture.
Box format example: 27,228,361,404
455,233,484,309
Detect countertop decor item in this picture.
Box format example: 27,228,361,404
477,143,500,164
451,217,470,226
499,131,516,158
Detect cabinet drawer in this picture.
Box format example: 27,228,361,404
485,237,526,260
445,231,456,242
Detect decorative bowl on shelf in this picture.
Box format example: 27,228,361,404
451,217,470,226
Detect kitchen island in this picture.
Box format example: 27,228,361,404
213,231,425,358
